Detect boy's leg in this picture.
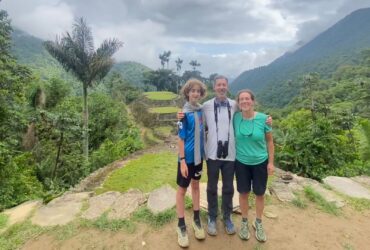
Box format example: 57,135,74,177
190,164,205,240
176,186,187,219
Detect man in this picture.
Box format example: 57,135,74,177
202,75,237,235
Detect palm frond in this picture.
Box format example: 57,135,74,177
96,38,123,58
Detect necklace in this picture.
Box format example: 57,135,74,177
239,117,254,137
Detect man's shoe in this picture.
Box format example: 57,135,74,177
224,217,236,235
207,217,217,236
176,226,189,248
239,220,250,240
252,220,267,242
192,220,206,240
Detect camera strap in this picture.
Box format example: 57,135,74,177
214,99,231,144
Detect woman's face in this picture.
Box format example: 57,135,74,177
238,92,254,111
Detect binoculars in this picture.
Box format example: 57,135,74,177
217,140,229,159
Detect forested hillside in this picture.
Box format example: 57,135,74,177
11,29,151,87
231,8,370,107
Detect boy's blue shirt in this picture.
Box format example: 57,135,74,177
178,110,205,164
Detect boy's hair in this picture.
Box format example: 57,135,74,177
180,78,207,101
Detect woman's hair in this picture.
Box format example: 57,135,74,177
236,89,255,104
180,78,207,101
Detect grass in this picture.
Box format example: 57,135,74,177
80,213,135,232
155,126,173,138
0,220,46,250
144,91,177,101
346,197,370,211
96,151,178,194
51,221,80,241
0,213,8,229
149,107,179,114
132,207,176,228
143,128,163,146
291,196,308,209
304,186,340,215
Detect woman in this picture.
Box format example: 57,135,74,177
233,89,274,242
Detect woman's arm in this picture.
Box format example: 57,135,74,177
178,138,188,178
265,132,274,175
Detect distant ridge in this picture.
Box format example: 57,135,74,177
230,8,370,107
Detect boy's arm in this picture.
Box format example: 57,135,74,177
178,138,188,178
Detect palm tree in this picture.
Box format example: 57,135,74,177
44,18,123,161
189,60,201,71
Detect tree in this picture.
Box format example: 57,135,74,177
175,57,183,72
44,18,123,161
159,50,171,69
189,60,201,71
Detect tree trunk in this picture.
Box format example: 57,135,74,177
83,84,89,162
52,131,64,180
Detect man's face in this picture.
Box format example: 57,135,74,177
214,78,228,99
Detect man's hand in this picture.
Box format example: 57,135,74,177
266,115,272,126
177,111,185,121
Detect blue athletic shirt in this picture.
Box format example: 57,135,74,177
178,111,205,164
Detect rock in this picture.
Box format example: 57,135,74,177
323,176,370,200
310,183,345,208
108,189,146,219
264,210,278,219
31,192,91,226
270,182,295,202
147,185,176,214
351,176,370,189
81,191,121,220
1,200,42,232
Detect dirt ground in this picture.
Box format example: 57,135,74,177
22,201,370,250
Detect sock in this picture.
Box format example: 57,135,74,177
256,218,262,224
178,217,185,228
242,217,248,222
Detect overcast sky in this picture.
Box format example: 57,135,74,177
2,0,370,78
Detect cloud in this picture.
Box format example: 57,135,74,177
2,0,370,78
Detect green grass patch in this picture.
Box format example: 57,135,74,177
132,207,176,228
51,221,80,241
97,151,178,194
143,128,163,147
0,213,8,229
155,126,173,137
346,197,370,211
80,213,135,232
185,196,193,209
0,221,46,250
291,196,308,209
149,107,178,114
144,91,177,101
304,186,340,215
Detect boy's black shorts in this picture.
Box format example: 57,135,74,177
177,161,203,188
235,159,268,196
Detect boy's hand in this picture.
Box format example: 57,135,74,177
180,161,188,178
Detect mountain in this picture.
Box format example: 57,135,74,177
10,29,151,87
230,8,370,107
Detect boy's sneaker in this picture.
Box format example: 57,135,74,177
239,220,250,240
223,217,236,235
207,217,217,236
192,220,206,240
252,220,267,242
176,226,189,248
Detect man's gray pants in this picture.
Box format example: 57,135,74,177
206,159,235,220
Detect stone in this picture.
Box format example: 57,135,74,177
108,189,146,219
81,191,121,220
270,181,295,202
1,200,42,232
323,176,370,200
31,192,91,226
310,183,345,208
147,185,176,214
351,176,370,189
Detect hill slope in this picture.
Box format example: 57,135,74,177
230,8,370,107
10,29,151,86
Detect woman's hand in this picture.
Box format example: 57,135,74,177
180,161,188,178
267,162,274,176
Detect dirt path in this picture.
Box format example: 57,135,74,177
22,199,370,250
